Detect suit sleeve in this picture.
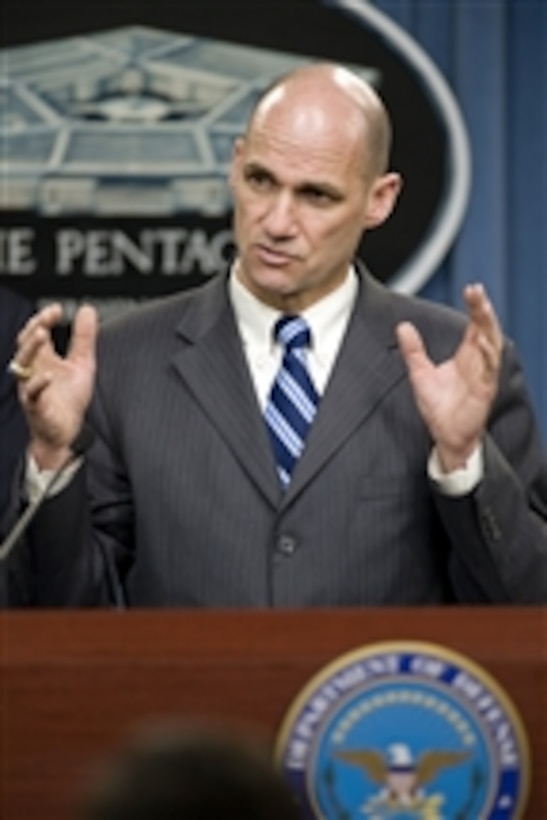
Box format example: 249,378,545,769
4,375,130,607
433,340,547,603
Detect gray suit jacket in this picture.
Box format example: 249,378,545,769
8,270,547,606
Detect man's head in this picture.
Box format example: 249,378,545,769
80,722,302,820
230,62,402,312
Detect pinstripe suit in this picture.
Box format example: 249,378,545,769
7,269,547,605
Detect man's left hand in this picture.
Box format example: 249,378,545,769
396,283,503,473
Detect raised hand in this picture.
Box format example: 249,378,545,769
11,303,98,469
396,284,503,473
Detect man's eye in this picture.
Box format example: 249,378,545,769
245,170,273,189
302,188,335,205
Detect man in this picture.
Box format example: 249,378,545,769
79,721,302,820
6,63,547,606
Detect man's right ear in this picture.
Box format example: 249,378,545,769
228,137,245,191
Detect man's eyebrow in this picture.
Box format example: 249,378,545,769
243,160,344,199
297,180,344,199
243,160,275,176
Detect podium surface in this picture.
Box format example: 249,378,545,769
1,607,546,818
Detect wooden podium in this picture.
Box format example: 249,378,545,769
1,607,546,819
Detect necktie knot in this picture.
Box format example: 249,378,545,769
274,315,312,353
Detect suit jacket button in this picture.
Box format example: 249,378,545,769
277,534,297,556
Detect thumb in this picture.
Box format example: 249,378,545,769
395,321,430,375
67,304,98,367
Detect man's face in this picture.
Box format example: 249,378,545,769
230,90,391,312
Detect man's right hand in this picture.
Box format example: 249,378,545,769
12,303,98,470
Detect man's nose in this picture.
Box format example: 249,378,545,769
263,192,296,237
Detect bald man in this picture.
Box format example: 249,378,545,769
6,63,547,606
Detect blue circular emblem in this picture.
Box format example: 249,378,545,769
275,641,530,819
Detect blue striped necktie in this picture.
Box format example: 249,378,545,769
265,315,319,489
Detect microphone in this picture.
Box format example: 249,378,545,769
0,425,95,562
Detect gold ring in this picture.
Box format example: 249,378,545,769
7,359,33,382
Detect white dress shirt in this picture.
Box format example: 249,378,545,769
229,265,358,409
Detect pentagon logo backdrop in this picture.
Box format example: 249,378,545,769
1,0,470,320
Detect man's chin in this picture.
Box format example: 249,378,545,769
244,265,295,294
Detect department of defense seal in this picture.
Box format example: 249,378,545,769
275,641,530,819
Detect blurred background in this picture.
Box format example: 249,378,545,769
1,0,546,437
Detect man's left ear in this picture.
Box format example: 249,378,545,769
364,172,403,229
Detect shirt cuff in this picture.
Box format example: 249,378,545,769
26,453,82,504
428,444,484,496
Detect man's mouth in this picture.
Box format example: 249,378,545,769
255,244,296,267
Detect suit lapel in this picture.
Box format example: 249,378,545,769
170,277,281,507
283,273,407,505
169,270,407,509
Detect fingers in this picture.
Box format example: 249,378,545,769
395,321,430,372
22,370,54,404
16,303,63,351
10,303,98,406
11,303,63,384
8,304,98,465
462,283,503,377
12,303,97,372
463,283,503,346
67,304,98,367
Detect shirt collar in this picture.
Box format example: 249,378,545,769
229,264,358,358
